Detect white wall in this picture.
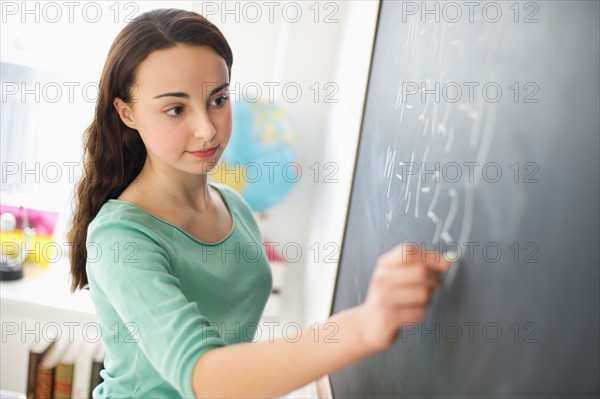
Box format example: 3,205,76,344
303,1,380,324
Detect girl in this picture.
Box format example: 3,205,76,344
68,8,450,398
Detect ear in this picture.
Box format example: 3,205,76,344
113,98,136,129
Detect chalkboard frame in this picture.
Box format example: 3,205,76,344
326,1,383,395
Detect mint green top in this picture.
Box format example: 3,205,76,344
86,182,273,398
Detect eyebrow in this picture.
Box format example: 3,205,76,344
153,83,230,100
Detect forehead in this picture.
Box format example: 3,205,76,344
134,45,229,95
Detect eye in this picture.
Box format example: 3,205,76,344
165,106,184,116
210,94,229,107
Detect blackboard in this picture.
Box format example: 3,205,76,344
330,1,599,397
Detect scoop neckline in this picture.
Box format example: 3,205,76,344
107,182,236,246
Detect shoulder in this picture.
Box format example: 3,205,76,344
86,201,176,282
87,200,174,251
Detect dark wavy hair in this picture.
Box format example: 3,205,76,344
68,9,233,291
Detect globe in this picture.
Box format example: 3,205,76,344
209,100,299,212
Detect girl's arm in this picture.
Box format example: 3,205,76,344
193,306,369,398
192,244,450,398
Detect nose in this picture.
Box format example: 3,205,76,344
192,109,216,141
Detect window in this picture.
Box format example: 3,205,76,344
0,1,192,237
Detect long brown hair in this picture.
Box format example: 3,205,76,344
68,9,233,291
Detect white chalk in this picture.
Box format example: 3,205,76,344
443,250,461,289
443,249,459,262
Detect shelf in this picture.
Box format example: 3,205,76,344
1,260,96,320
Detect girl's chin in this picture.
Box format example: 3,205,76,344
185,162,220,175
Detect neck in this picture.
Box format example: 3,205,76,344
136,157,213,212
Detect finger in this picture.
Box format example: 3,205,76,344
384,286,431,307
396,307,426,328
427,269,443,290
383,265,442,289
384,265,430,286
425,253,453,273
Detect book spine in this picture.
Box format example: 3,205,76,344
54,363,74,398
26,351,40,399
34,367,54,399
89,362,103,398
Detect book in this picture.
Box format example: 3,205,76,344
26,330,58,399
88,340,106,397
53,338,81,398
34,335,70,399
71,338,98,398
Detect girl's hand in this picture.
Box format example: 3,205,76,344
355,243,451,352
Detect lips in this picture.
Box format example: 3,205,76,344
187,145,219,158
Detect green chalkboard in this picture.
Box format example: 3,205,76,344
330,1,599,397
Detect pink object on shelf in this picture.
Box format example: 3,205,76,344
0,204,59,235
263,240,286,263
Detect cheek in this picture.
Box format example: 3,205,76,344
136,112,187,154
215,108,233,142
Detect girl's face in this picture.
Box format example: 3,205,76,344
114,44,232,176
